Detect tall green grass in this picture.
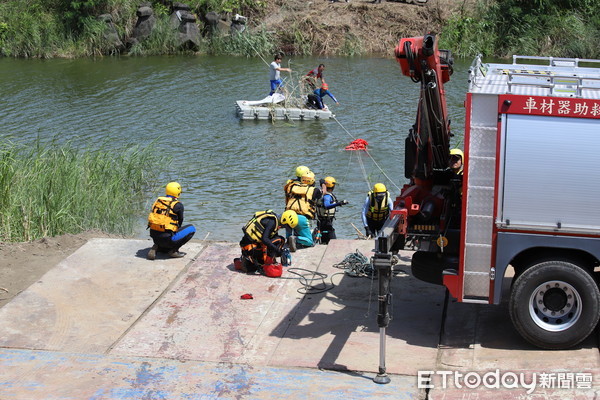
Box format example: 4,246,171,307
0,2,72,58
0,141,167,242
0,0,268,58
440,0,600,58
127,16,182,56
206,28,274,57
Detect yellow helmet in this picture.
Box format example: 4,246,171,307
295,165,310,178
324,176,336,188
373,183,387,193
450,148,464,160
280,210,298,228
166,182,182,197
301,171,315,185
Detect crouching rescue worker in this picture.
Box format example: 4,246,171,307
147,182,196,260
287,213,314,252
285,170,321,221
361,183,393,238
239,210,298,274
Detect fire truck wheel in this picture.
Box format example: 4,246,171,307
509,260,600,349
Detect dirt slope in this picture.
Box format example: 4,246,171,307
257,0,463,55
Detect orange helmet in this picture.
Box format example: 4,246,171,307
321,83,328,90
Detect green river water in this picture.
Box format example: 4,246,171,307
0,55,470,242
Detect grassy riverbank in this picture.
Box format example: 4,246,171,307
2,0,599,59
0,141,167,242
440,0,600,58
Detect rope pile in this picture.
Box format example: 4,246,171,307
333,249,374,277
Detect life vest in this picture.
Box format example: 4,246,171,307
366,191,390,222
148,196,180,232
283,178,298,203
243,210,279,243
316,192,337,220
285,182,316,219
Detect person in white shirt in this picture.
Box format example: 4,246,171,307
269,54,291,95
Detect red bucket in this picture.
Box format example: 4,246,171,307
234,258,243,271
263,263,282,278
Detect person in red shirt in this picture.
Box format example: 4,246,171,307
304,64,325,89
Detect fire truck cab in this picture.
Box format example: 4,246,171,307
377,35,600,351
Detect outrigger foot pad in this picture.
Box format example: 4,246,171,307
373,372,391,384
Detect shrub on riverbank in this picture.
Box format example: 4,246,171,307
0,0,265,58
0,141,167,242
440,0,600,58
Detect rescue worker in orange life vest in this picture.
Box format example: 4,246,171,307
362,183,393,238
284,165,310,204
285,170,322,221
239,210,298,273
147,182,196,260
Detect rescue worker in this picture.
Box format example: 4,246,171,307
303,64,325,90
306,83,339,110
147,182,196,260
284,165,310,204
315,176,348,244
287,213,314,252
285,170,322,221
361,183,393,238
447,148,464,222
449,148,464,175
269,54,292,95
239,210,298,273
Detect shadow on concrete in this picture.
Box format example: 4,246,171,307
269,258,445,371
441,292,599,356
134,247,192,260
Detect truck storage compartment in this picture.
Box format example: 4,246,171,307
499,114,600,233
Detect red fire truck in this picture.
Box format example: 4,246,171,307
372,34,600,381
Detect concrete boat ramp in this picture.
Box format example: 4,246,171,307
0,238,598,399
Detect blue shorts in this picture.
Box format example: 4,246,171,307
270,79,283,93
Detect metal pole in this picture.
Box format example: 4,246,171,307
373,253,392,384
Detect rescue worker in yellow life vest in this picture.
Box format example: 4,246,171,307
361,183,394,238
284,165,310,204
449,148,464,175
285,170,322,221
239,210,298,273
147,182,196,260
315,176,348,244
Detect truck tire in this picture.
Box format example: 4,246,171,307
509,260,600,349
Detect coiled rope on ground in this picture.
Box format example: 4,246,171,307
333,249,374,277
